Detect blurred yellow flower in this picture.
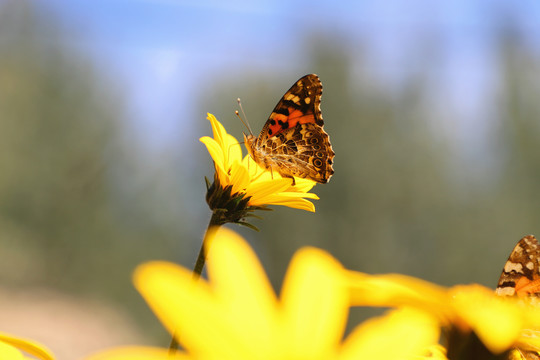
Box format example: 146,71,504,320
86,346,186,360
88,228,439,360
201,113,319,221
339,307,439,360
346,271,540,359
0,332,54,360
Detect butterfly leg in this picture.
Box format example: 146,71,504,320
282,174,296,186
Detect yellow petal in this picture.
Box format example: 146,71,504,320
0,342,23,360
340,308,440,360
258,197,316,212
243,156,269,179
274,192,320,200
346,271,449,318
134,261,243,359
248,178,319,210
207,227,279,356
280,247,348,358
229,161,250,195
85,346,188,360
225,133,243,164
0,332,54,360
450,285,524,354
288,178,317,192
207,114,243,169
200,136,227,177
250,187,319,206
247,178,292,201
207,113,227,150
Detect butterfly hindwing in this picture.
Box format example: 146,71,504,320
258,122,333,182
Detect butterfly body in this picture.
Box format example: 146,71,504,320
244,74,334,184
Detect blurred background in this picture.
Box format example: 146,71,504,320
2,0,540,358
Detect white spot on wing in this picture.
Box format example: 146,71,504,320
496,287,516,296
504,262,524,273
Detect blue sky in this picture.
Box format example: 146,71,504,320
39,0,540,155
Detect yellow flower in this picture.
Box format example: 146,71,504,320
86,346,186,360
87,228,439,360
339,307,439,360
346,271,540,359
0,332,55,360
200,113,319,221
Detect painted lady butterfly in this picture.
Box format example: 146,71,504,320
496,235,540,360
243,74,334,185
496,235,540,298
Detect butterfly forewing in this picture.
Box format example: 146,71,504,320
496,235,540,297
259,74,324,141
496,235,540,360
245,74,334,184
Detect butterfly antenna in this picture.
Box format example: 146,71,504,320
236,98,254,135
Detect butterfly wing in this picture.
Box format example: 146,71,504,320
254,74,334,183
496,235,540,297
258,74,324,141
496,236,540,359
258,122,334,183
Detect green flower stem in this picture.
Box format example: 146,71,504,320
192,211,223,279
169,211,223,354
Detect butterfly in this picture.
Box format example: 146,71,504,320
243,74,334,185
496,235,540,360
496,235,540,298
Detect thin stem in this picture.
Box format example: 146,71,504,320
193,211,224,278
168,211,223,354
